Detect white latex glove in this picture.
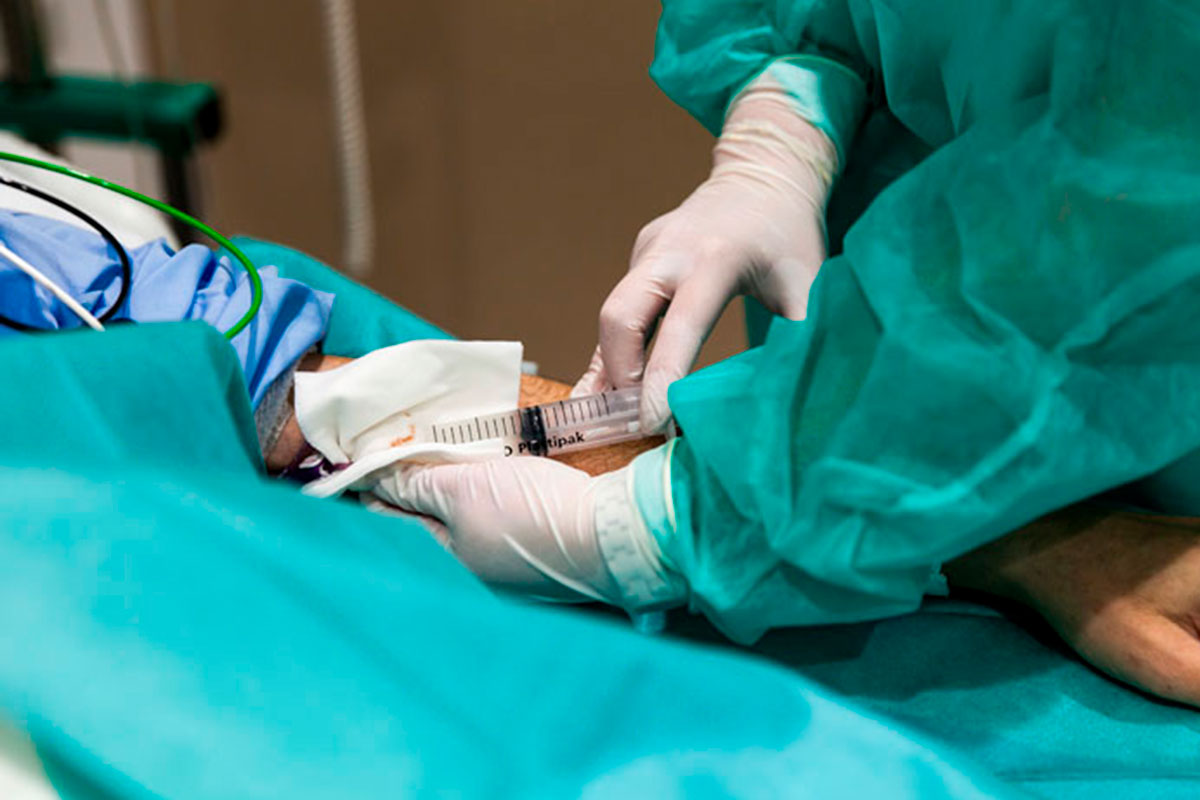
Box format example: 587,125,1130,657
383,457,684,610
574,75,839,432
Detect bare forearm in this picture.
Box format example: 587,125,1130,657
943,505,1132,604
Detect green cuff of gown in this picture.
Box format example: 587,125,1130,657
630,439,681,575
725,55,868,169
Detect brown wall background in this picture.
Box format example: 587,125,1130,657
146,0,746,381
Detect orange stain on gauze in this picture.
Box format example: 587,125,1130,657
389,413,416,448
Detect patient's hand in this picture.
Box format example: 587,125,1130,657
945,507,1200,707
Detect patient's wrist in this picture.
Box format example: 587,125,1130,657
264,352,352,473
943,539,1024,602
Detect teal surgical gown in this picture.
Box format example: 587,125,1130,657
651,0,1200,640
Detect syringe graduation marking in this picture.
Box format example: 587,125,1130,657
429,387,643,456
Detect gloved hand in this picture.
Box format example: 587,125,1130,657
574,74,839,431
380,455,686,610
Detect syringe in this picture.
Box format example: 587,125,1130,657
426,387,644,457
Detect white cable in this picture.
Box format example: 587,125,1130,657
0,243,105,331
320,0,376,278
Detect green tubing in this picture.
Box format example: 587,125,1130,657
0,151,262,338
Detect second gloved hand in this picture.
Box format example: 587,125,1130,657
380,455,686,610
575,74,839,432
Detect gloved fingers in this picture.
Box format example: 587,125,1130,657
639,272,737,432
597,264,676,388
570,345,612,397
384,462,473,523
630,215,669,262
1080,605,1200,708
385,458,589,524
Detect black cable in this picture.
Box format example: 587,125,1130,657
0,175,133,331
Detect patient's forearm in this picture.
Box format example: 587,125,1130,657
265,356,663,476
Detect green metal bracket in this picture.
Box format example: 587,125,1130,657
0,0,223,239
0,76,221,157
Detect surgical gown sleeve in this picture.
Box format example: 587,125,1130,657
651,0,874,162
655,2,1200,642
652,1,1093,166
0,212,332,407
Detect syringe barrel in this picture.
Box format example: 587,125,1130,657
426,387,645,457
530,387,642,456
